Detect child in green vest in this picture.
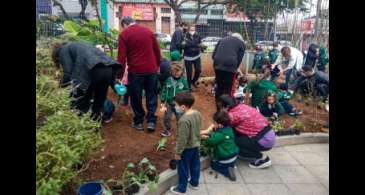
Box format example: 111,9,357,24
201,110,239,181
160,62,189,137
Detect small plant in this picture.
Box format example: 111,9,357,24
200,141,213,157
271,120,285,133
121,158,159,195
291,120,305,131
156,137,167,151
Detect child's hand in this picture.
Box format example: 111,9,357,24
160,103,167,112
201,134,209,139
174,154,181,160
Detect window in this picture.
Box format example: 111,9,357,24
161,8,171,13
210,10,223,15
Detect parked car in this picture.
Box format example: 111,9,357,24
154,32,171,49
201,37,221,52
255,41,274,51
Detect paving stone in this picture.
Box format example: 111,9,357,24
238,164,283,184
286,183,329,195
304,165,329,184
267,152,300,165
273,165,319,184
283,144,312,152
289,152,328,165
203,167,244,184
306,144,329,153
247,184,291,195
163,183,208,195
206,183,252,195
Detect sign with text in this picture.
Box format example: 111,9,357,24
121,4,154,21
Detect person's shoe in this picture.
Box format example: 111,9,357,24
103,117,113,124
295,109,303,115
161,129,172,137
147,122,156,132
227,166,236,181
132,122,144,131
169,186,185,195
288,112,298,117
249,156,272,169
188,183,199,190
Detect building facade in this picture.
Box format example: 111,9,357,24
113,0,175,33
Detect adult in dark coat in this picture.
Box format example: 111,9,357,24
52,42,121,121
304,43,320,68
212,33,246,101
170,22,188,54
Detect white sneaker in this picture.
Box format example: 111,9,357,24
170,185,185,195
188,183,199,190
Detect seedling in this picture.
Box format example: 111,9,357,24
156,137,167,151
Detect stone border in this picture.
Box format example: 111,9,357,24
136,133,329,195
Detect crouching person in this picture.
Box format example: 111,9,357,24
170,92,202,194
201,110,239,181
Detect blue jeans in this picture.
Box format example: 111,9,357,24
211,160,235,178
128,73,158,124
177,147,200,192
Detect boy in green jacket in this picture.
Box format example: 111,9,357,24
170,92,202,194
201,110,239,181
160,62,189,137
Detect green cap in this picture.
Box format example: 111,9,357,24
170,50,181,61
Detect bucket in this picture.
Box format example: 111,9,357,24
78,182,103,195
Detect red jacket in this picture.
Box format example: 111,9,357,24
117,24,161,77
228,103,269,137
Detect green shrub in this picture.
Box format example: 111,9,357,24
36,70,102,194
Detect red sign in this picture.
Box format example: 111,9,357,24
121,4,154,21
300,20,313,32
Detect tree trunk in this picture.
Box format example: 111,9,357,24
79,0,88,21
314,0,322,41
52,0,69,19
173,8,182,24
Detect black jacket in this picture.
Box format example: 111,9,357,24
212,36,246,73
58,42,121,91
291,71,329,93
304,43,320,68
183,33,202,58
170,28,185,53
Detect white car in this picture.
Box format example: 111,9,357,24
202,37,221,52
155,33,171,44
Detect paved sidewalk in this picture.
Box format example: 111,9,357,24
163,143,329,195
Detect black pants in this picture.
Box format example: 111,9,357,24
214,69,236,101
234,126,272,160
71,66,112,121
185,58,201,89
123,84,131,105
128,72,158,124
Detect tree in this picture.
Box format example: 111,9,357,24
163,0,191,24
52,0,69,19
194,0,229,23
227,0,308,48
79,0,89,20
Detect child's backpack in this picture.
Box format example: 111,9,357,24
103,99,115,121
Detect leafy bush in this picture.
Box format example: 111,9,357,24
36,53,102,194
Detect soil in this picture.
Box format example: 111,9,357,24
62,59,329,194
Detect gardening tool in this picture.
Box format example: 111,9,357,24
114,83,127,96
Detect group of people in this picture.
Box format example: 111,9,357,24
51,17,329,195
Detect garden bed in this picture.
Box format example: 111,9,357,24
62,77,328,194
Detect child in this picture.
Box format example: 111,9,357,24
160,62,189,137
170,92,202,194
258,91,285,120
201,110,239,181
234,76,249,103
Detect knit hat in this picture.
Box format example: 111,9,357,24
170,50,181,61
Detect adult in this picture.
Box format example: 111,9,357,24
212,32,245,102
170,22,188,55
290,66,329,98
51,42,121,122
217,95,276,169
117,16,161,132
271,46,304,86
183,24,202,90
303,43,320,69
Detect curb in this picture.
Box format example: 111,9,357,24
136,132,329,195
